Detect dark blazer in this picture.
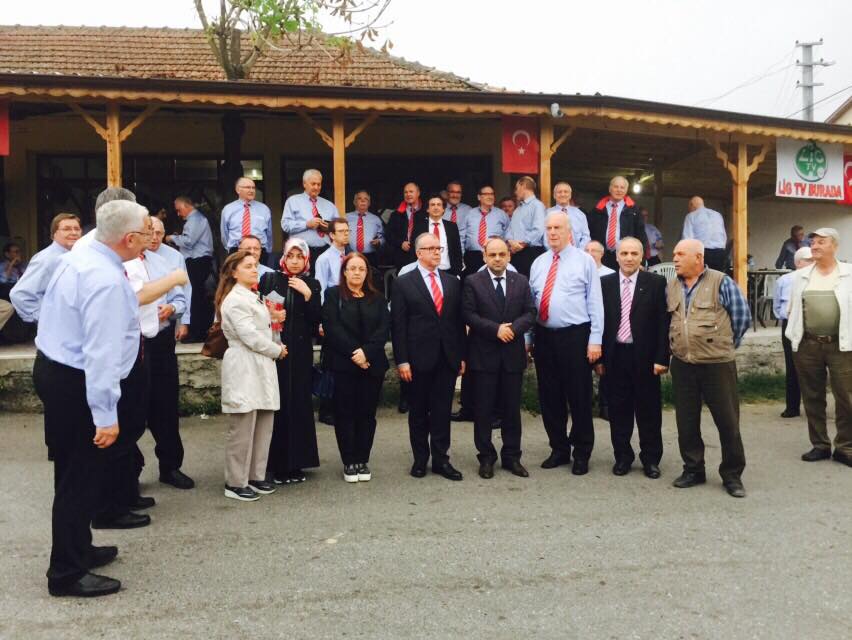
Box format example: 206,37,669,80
321,286,390,378
412,217,463,276
391,267,466,372
386,205,426,269
587,198,648,256
462,269,536,373
600,269,670,373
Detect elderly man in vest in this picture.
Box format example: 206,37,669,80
667,239,750,497
785,228,852,468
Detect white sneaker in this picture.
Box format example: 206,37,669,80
343,464,359,483
357,463,372,482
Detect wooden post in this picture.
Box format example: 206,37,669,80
539,118,554,207
332,114,346,215
732,143,749,291
105,103,122,187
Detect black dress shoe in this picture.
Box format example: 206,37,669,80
833,450,852,467
572,459,589,476
502,460,529,478
410,463,427,478
130,495,155,510
88,546,118,569
780,409,800,418
160,469,195,490
491,418,503,430
672,471,706,488
540,452,571,469
612,461,631,476
319,413,335,426
643,464,661,479
450,410,474,422
723,480,746,498
598,405,609,421
478,461,494,479
433,462,463,481
398,398,409,414
49,573,121,598
801,448,832,462
92,512,151,530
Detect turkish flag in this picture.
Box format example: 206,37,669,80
502,116,539,174
0,102,8,157
842,154,852,206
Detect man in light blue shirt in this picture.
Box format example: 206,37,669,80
346,190,384,269
11,213,81,322
315,218,350,302
682,196,727,271
167,197,213,260
220,177,273,253
152,217,192,340
530,210,603,476
774,246,813,419
641,208,664,265
505,176,547,277
547,182,591,250
443,180,473,248
282,168,339,273
461,185,510,278
34,199,148,598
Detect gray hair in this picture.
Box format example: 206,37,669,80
793,247,813,263
95,200,148,244
414,232,439,251
616,236,644,252
150,216,165,232
95,187,136,213
303,168,322,182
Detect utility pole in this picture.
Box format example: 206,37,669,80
795,39,834,121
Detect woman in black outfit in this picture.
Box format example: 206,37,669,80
259,238,322,484
321,252,390,483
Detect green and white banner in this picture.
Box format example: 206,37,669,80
776,138,845,200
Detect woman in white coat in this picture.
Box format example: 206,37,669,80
215,250,288,501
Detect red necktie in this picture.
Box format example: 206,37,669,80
478,209,488,248
538,253,560,323
433,222,440,239
311,197,325,238
450,205,458,224
606,201,618,250
428,271,443,315
241,202,251,237
357,214,365,252
407,207,415,242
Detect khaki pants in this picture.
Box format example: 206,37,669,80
0,300,13,332
225,410,274,488
793,337,852,456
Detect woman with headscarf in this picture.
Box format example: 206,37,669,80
259,238,323,484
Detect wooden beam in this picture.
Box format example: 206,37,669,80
344,112,378,148
297,111,333,148
732,142,748,291
539,118,554,207
118,104,160,142
68,102,108,140
746,142,771,179
708,137,738,182
332,114,346,215
105,103,122,187
550,126,574,155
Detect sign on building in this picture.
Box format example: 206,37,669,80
776,138,844,200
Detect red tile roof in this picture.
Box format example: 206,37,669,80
0,25,487,91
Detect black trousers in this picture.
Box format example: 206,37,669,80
704,248,727,273
185,256,214,342
409,355,457,467
473,369,523,463
34,353,107,587
534,323,595,460
458,370,474,414
146,328,184,473
670,357,745,482
100,352,148,519
332,370,383,465
511,246,545,277
607,343,663,465
463,250,484,278
781,320,801,413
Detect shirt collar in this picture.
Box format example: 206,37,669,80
487,268,506,281
90,239,125,270
618,270,638,285
522,195,534,205
417,263,438,279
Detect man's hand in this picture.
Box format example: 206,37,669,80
93,424,119,449
587,344,602,364
165,235,174,244
594,363,606,376
371,238,382,247
175,324,189,341
351,348,367,366
459,361,466,376
278,345,288,360
169,269,189,287
401,240,411,252
496,323,515,343
157,304,175,322
306,217,323,229
398,363,413,382
653,364,669,376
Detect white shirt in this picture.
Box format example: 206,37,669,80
124,255,162,338
597,264,615,277
487,268,508,297
616,270,639,343
426,218,451,271
417,263,443,296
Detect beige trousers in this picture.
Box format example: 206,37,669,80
224,410,274,488
0,300,13,332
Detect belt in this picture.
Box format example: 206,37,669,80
804,333,837,344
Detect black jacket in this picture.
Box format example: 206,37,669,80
411,217,463,277
321,286,390,378
587,197,647,255
462,269,536,373
386,205,426,270
600,270,670,373
391,267,466,372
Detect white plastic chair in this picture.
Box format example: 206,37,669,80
648,262,677,283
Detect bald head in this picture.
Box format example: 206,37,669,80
673,239,705,279
544,211,573,252
688,196,705,212
585,240,605,267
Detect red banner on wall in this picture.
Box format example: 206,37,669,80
0,102,8,156
843,154,852,205
501,116,539,174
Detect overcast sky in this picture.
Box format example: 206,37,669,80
3,0,850,121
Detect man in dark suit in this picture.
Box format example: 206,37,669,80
412,195,463,277
392,232,467,481
597,236,670,478
587,176,647,270
462,237,536,479
386,182,426,271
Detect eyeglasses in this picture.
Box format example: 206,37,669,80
418,246,442,253
128,230,153,239
479,192,495,196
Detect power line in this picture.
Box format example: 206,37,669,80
694,48,795,107
785,84,852,118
